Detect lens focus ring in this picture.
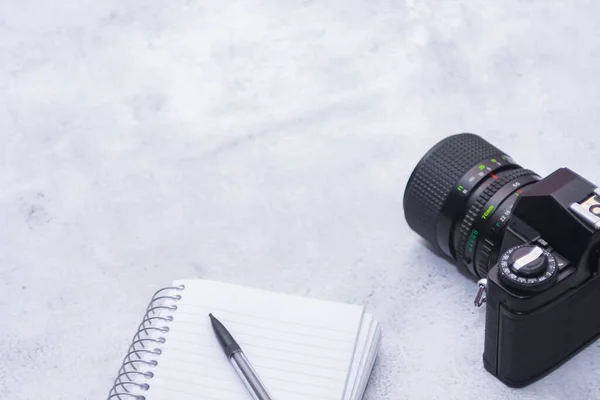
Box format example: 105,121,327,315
456,168,537,273
404,133,505,251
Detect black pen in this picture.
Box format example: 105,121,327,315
209,314,274,400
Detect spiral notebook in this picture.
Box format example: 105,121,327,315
108,279,382,400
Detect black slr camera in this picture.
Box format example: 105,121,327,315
403,133,600,387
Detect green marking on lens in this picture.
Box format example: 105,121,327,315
478,164,486,171
496,221,502,227
457,185,464,191
491,158,497,163
467,229,479,253
501,155,507,160
481,205,495,220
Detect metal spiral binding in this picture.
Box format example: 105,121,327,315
107,285,185,400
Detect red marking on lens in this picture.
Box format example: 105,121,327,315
490,173,498,179
517,189,523,193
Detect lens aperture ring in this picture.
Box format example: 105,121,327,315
473,173,539,278
456,168,538,273
436,154,518,258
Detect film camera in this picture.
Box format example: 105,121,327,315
403,133,600,387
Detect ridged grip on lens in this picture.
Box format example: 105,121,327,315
403,133,506,249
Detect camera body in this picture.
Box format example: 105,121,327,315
403,133,600,387
483,167,600,387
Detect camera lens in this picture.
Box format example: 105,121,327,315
403,133,540,278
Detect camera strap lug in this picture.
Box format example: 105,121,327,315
474,278,488,307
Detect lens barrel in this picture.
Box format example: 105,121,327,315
403,133,540,278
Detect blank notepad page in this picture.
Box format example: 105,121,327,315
146,279,365,400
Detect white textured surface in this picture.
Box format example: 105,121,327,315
1,1,600,399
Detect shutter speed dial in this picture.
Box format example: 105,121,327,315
499,245,558,292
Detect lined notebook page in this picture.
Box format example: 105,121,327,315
146,279,365,400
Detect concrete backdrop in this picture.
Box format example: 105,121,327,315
1,1,599,399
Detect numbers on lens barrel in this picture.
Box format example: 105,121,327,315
494,203,514,228
456,154,516,200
